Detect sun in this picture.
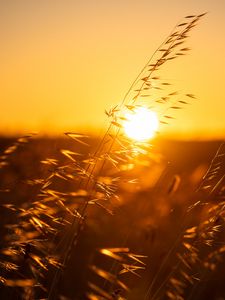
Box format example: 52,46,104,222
123,107,159,141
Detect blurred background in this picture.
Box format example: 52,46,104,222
0,0,224,139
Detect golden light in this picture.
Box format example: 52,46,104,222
123,107,159,141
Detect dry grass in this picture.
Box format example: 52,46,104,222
0,12,225,300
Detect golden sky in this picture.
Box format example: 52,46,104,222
0,0,224,139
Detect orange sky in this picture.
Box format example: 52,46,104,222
0,0,224,139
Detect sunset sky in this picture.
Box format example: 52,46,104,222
0,0,224,139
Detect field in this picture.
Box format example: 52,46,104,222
0,8,225,300
0,136,225,299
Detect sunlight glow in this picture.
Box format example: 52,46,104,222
123,107,159,141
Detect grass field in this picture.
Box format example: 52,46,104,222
0,11,225,300
0,136,224,299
